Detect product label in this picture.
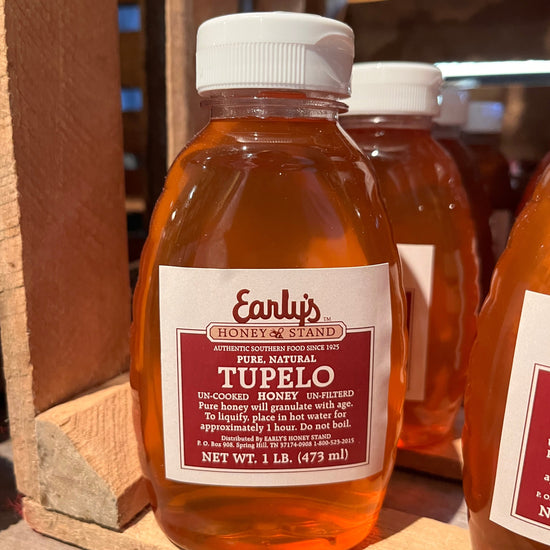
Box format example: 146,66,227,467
159,265,392,487
490,290,550,544
396,244,435,401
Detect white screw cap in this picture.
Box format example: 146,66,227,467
195,12,355,97
344,62,442,116
463,101,504,133
434,86,469,127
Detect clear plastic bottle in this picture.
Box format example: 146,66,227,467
463,162,550,550
130,12,407,550
341,62,479,448
516,149,550,214
462,100,517,259
433,86,495,299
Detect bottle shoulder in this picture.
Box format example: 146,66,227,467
143,117,395,270
355,133,465,204
165,118,375,194
179,118,368,159
345,126,457,175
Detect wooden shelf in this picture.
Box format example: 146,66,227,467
396,435,463,481
21,499,470,550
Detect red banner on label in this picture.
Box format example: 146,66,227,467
177,330,372,472
514,365,550,528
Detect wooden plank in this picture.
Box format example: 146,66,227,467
0,0,130,499
23,498,470,550
362,508,470,549
34,376,148,530
147,0,239,211
0,521,77,550
384,468,468,530
24,501,175,550
119,31,146,88
396,411,464,480
165,0,197,164
165,0,238,164
143,0,167,213
0,0,39,501
123,111,148,154
125,167,147,198
396,436,463,480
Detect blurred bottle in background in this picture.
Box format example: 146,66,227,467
433,86,495,299
516,148,550,214
341,62,479,449
462,101,518,260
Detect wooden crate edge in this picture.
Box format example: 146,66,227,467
34,375,149,530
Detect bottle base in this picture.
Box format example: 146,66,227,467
468,509,550,550
398,403,462,449
165,529,372,550
154,493,380,550
398,423,455,449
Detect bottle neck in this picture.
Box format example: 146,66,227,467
340,114,433,131
201,89,347,121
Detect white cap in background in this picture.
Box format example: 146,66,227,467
435,86,469,127
195,12,355,97
463,101,504,133
344,62,442,117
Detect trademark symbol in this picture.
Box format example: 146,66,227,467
324,316,331,322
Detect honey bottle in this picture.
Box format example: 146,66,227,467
340,62,479,448
463,161,550,550
130,12,407,550
462,100,517,259
516,149,550,214
433,86,495,299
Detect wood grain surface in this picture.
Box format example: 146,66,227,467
21,498,471,550
1,435,471,549
35,375,148,529
0,0,130,499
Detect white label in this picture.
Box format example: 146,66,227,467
490,290,550,544
397,243,435,401
159,265,393,487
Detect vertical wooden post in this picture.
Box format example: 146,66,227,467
164,0,239,165
165,0,198,163
144,0,168,214
0,0,130,500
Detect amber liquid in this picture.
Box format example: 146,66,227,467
342,119,479,448
131,100,407,549
462,136,514,213
517,149,550,213
436,133,495,298
462,133,517,260
462,171,550,550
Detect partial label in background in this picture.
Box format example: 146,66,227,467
397,244,435,401
159,265,393,487
491,290,550,544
